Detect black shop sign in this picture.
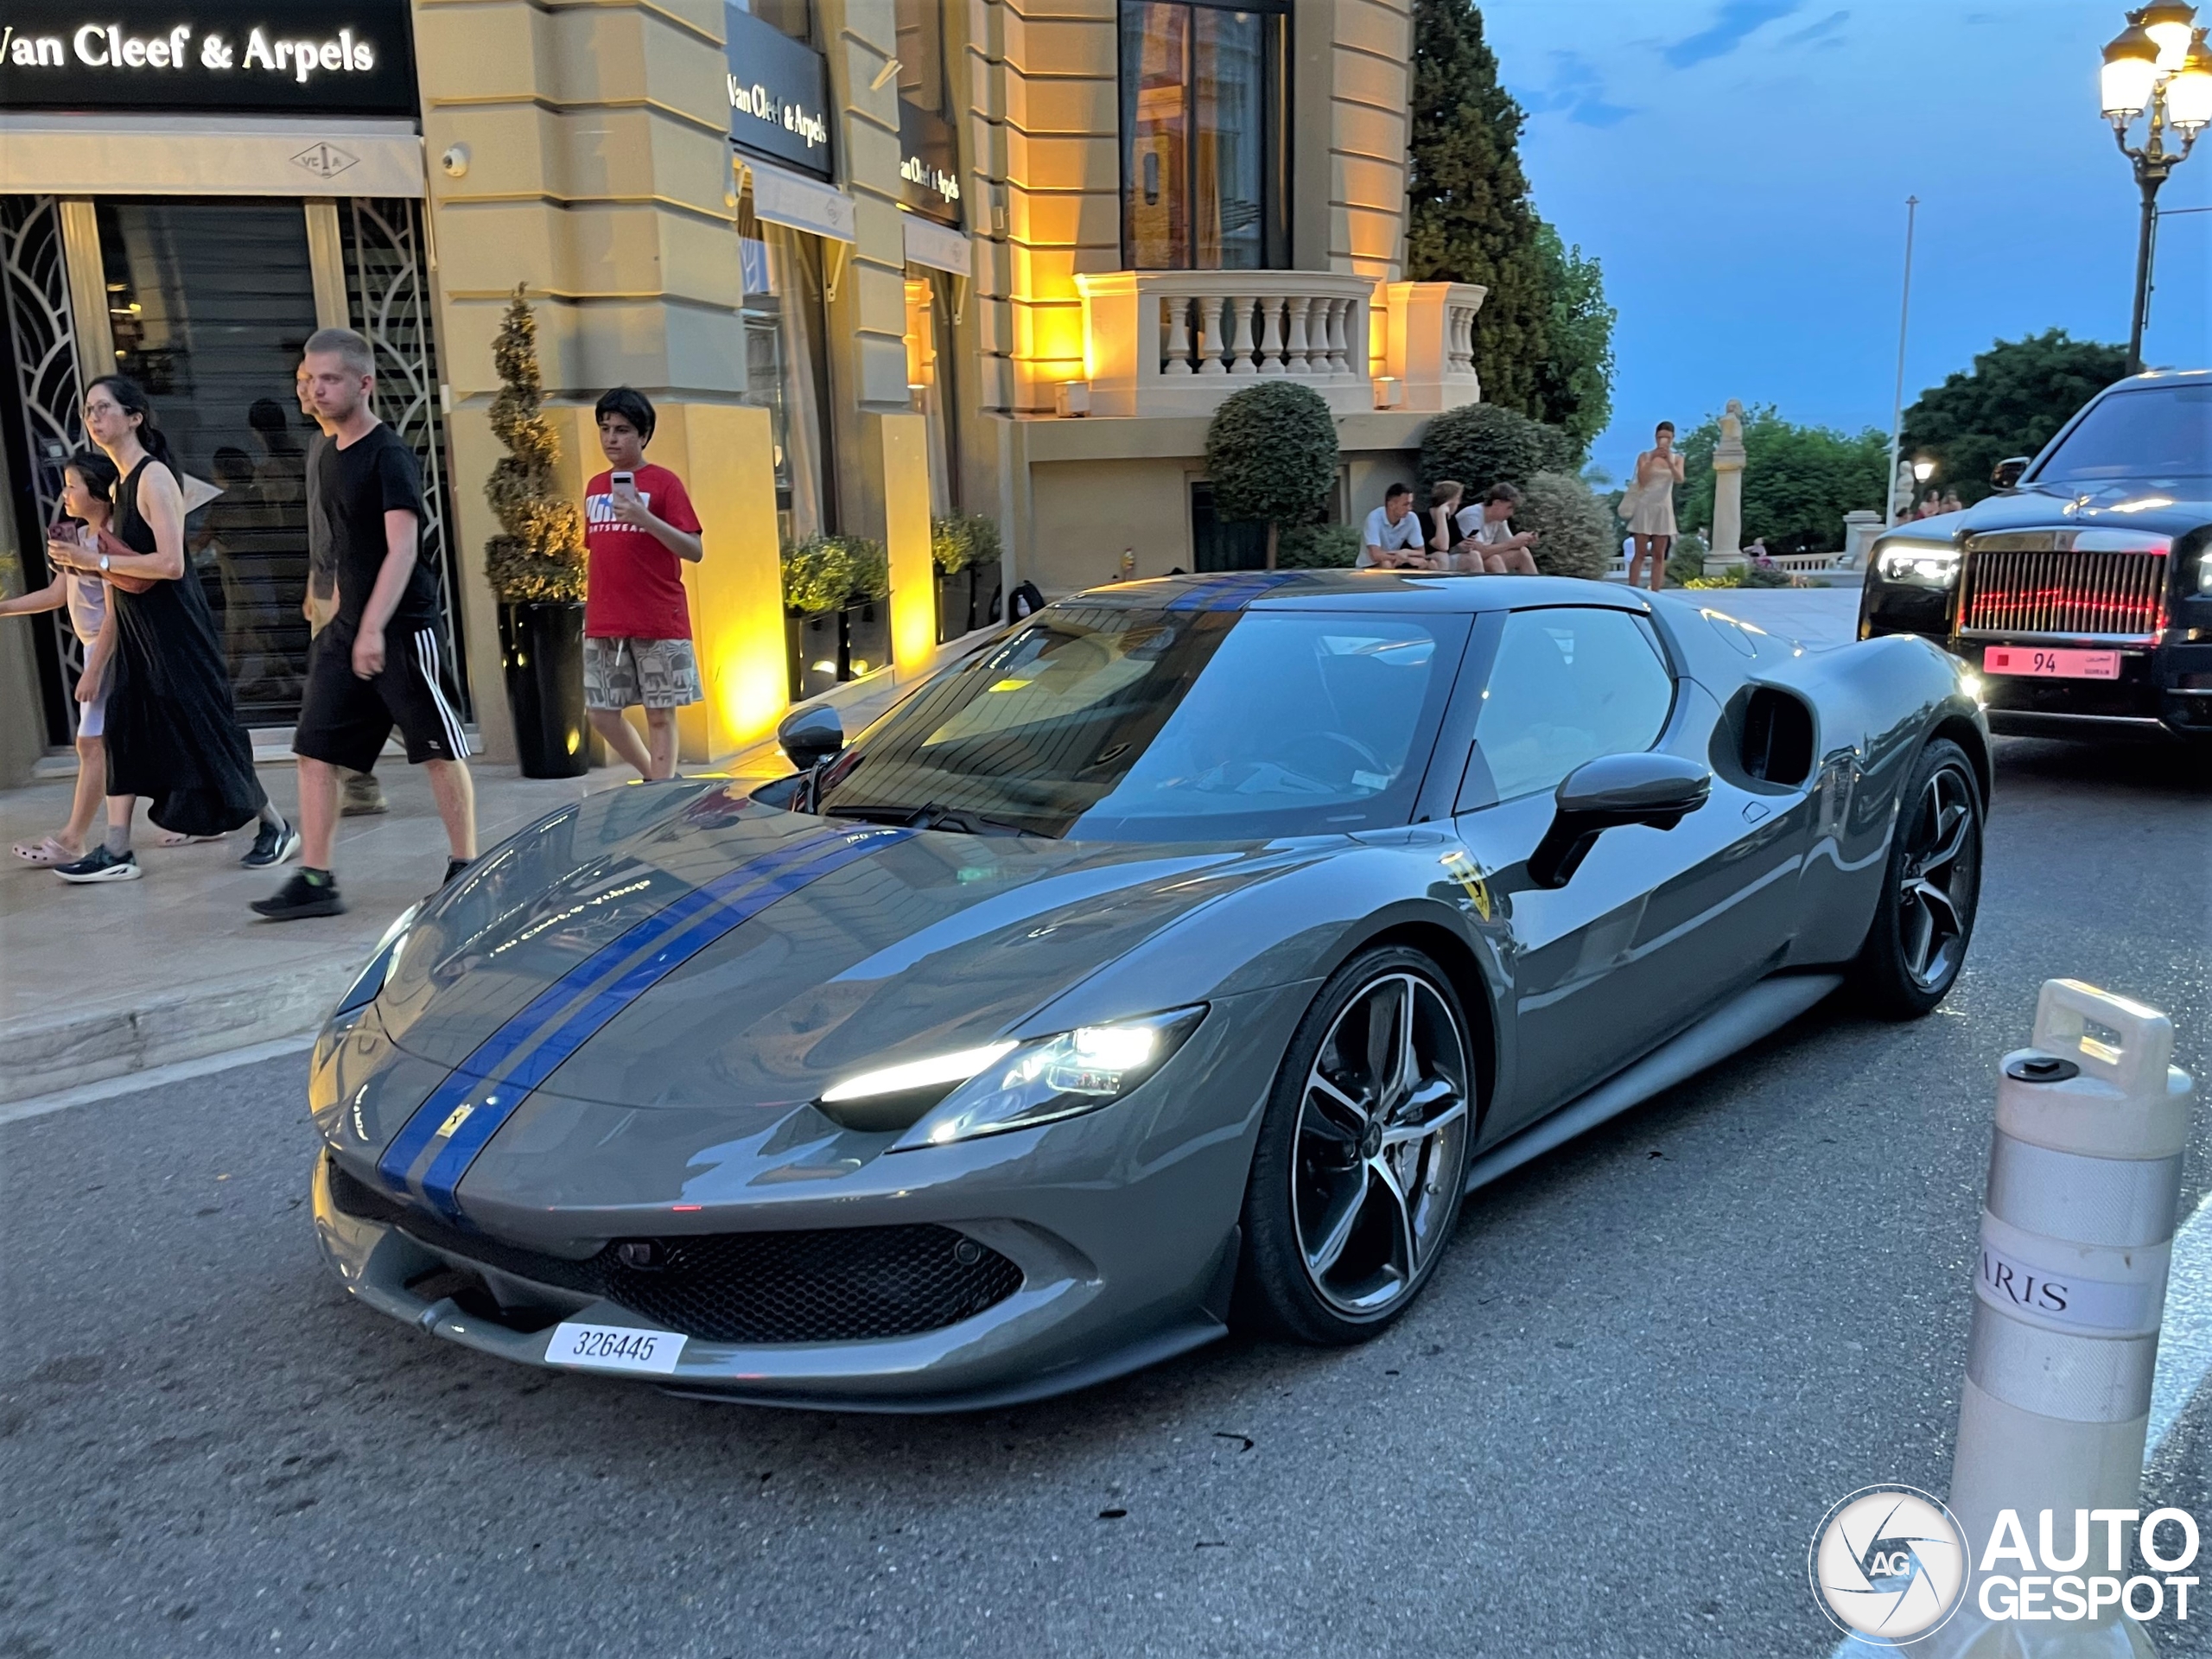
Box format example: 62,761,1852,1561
725,3,833,181
0,0,416,117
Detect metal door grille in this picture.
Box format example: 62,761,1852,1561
1959,548,2169,639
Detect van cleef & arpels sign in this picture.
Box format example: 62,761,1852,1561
0,0,416,116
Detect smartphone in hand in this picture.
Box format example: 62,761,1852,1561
609,470,639,505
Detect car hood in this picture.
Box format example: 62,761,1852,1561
372,782,1309,1115
1951,485,2211,538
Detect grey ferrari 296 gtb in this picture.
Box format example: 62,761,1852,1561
312,570,1988,1408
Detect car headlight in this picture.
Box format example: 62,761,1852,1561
810,1006,1206,1145
1877,539,1961,585
333,901,423,1020
2199,549,2212,595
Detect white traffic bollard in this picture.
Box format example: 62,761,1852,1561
1933,980,2196,1657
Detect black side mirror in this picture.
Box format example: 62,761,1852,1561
778,704,844,772
1992,457,2031,491
1528,753,1711,889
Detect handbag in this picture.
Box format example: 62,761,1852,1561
91,526,160,594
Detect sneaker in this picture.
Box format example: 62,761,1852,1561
240,817,302,869
340,773,389,817
251,868,346,920
53,846,141,884
442,856,473,887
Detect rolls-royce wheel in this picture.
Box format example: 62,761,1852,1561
1236,946,1474,1344
1851,737,1983,1020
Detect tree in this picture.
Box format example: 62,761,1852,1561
1417,401,1574,499
1902,329,2128,508
1676,404,1888,555
1205,382,1339,569
1531,225,1616,461
1515,471,1613,580
1407,0,1549,416
483,285,586,603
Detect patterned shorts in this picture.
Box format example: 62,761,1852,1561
583,635,702,710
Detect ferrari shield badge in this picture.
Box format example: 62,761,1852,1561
1440,850,1491,920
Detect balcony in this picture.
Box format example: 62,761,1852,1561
1070,272,1485,420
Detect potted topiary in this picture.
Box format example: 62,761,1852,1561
931,512,1005,640
1205,382,1339,570
840,536,891,679
482,285,589,778
781,535,855,701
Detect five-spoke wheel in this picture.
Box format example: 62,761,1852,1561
1852,737,1983,1018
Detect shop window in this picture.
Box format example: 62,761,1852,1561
905,270,960,518
1120,0,1287,270
739,188,838,545
734,0,815,47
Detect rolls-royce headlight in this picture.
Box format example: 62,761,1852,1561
812,1007,1207,1144
2198,549,2212,594
1877,539,1961,585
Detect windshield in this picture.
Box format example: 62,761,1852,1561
812,604,1469,841
2031,383,2212,487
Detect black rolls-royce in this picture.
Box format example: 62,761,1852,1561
1859,369,2212,743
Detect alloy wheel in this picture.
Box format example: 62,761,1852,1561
1291,972,1471,1316
1896,761,1978,991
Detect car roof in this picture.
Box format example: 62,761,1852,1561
1060,570,1656,615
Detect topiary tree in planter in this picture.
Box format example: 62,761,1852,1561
483,284,588,777
931,512,1004,639
1417,402,1574,499
1204,382,1339,570
781,534,891,693
1513,470,1614,582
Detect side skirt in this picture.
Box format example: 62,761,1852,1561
1462,972,1844,1195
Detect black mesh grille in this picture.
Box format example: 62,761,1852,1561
326,1157,1023,1343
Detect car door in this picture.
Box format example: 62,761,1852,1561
1451,605,1804,1132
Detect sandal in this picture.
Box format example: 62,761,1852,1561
11,836,80,867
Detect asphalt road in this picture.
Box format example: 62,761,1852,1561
3,734,2208,1659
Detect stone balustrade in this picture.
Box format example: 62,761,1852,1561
1073,270,1379,417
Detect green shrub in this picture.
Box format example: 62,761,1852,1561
1205,382,1340,565
482,286,587,602
1417,402,1575,500
1664,532,1708,588
931,512,1002,575
1276,523,1363,569
1513,471,1612,581
781,534,887,613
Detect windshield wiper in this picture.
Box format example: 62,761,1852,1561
823,802,1039,837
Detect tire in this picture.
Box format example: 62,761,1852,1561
1850,737,1984,1020
1235,946,1476,1344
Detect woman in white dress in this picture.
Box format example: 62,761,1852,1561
1621,421,1684,592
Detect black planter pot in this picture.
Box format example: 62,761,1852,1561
842,599,890,679
786,609,842,702
969,562,1003,632
935,564,973,644
497,601,588,779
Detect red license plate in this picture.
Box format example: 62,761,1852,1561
1983,646,2121,680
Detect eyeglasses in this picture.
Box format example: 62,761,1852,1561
83,399,124,417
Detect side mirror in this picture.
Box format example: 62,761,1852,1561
778,703,844,772
1527,753,1711,889
1992,457,2031,492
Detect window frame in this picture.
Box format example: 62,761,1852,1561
1453,606,1680,814
1116,0,1292,272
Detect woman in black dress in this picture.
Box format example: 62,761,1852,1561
50,376,297,884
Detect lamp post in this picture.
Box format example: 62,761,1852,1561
2101,7,2212,372
1911,455,1936,518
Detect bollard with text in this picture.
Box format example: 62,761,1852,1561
1935,980,2197,1656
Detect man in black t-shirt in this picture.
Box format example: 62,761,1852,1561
295,360,385,817
255,326,476,921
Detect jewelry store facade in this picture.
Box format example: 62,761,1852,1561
2,0,1478,780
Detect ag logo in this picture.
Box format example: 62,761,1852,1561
1808,1485,1969,1644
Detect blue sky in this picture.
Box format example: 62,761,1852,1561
1478,1,2211,487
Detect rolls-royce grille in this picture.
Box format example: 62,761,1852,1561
1960,548,2168,638
327,1158,1023,1343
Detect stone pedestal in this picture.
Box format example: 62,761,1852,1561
1705,400,1749,575
1841,509,1884,569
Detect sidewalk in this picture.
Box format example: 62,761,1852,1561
0,649,950,1104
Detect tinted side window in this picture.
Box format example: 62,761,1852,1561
1472,609,1675,802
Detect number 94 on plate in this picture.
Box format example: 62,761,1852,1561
546,1320,688,1375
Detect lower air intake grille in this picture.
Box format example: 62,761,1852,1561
1960,547,2168,638
327,1157,1022,1343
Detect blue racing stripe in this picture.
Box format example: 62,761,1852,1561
373,824,854,1192
412,826,911,1220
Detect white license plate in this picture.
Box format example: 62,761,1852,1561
1983,645,2121,681
545,1321,687,1375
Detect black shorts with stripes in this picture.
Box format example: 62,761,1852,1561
295,618,471,772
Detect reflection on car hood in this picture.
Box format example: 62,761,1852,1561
373,781,1307,1112
1953,485,2211,537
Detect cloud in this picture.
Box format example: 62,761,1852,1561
1661,1,1806,69
1781,10,1849,47
1517,50,1641,129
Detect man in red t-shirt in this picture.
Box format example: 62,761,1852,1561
582,387,704,779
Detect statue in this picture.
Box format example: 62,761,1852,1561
1708,398,1748,570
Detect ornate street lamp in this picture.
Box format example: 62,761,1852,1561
2101,7,2212,370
